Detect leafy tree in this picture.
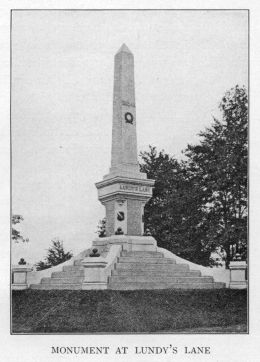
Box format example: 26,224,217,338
12,214,29,243
185,85,248,266
140,146,216,266
140,86,247,267
35,238,73,271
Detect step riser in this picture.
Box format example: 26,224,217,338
109,277,213,283
115,264,189,271
108,283,218,290
52,271,84,278
118,258,176,264
63,266,83,272
121,251,164,258
30,284,82,290
111,271,201,277
41,277,84,284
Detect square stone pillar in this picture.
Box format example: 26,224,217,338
229,261,247,289
12,265,33,290
81,257,108,290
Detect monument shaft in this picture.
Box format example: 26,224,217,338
111,44,139,175
96,44,155,236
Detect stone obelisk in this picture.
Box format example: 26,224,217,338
96,44,155,238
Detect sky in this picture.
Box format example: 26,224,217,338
11,10,248,264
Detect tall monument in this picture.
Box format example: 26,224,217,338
27,45,227,291
96,44,155,237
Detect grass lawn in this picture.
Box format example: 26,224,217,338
12,289,247,333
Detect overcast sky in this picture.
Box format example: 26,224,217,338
11,10,248,264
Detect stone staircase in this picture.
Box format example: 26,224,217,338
30,259,85,290
107,250,225,290
30,250,225,290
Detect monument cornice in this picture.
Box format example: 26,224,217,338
95,175,155,189
99,192,152,204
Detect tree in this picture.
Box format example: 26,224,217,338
12,214,29,243
35,238,73,271
140,146,216,266
140,86,247,267
184,85,248,267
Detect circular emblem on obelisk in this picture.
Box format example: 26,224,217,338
117,211,125,221
125,112,134,124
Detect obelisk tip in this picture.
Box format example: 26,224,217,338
116,43,132,54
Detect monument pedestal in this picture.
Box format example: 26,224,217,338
96,176,154,237
93,235,157,252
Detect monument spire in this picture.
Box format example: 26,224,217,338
110,43,139,177
96,45,155,237
116,43,132,54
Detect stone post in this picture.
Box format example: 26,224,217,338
229,261,247,289
12,265,33,290
81,257,108,290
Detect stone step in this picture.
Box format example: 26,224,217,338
62,265,84,272
52,270,84,278
118,257,176,264
73,259,83,266
30,283,82,290
111,269,201,277
121,251,164,258
108,282,224,290
115,263,189,271
41,277,84,284
212,282,226,288
109,276,213,283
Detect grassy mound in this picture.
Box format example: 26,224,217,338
12,289,247,333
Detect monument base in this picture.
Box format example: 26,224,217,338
28,239,227,290
229,281,248,289
92,235,157,252
12,283,28,290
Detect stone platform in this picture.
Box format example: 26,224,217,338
29,238,226,290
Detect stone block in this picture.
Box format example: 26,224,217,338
229,261,247,289
81,257,108,290
12,265,33,290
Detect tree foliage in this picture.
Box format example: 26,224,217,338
184,85,248,266
140,147,215,266
12,214,29,243
140,85,248,267
35,238,73,271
